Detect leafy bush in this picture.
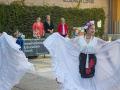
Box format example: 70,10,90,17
0,4,105,38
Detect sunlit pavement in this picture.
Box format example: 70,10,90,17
12,55,59,90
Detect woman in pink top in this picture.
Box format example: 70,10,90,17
32,17,45,38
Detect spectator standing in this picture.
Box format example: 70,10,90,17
44,15,54,37
57,18,68,37
14,30,24,51
32,17,45,38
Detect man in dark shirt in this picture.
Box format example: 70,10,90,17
44,15,54,37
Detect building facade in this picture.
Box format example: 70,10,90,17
109,0,120,34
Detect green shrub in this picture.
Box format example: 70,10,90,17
0,4,105,38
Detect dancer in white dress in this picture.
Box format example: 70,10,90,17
43,20,120,90
0,32,34,90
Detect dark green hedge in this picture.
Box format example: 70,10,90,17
0,4,105,38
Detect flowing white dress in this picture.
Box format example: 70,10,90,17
43,32,120,90
0,32,34,90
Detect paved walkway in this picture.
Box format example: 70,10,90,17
12,55,59,90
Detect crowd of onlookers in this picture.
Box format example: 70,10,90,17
32,15,70,38
32,14,85,38
14,14,84,40
13,15,84,50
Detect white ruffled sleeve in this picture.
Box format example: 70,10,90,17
43,33,80,84
44,35,120,90
0,32,35,90
43,33,65,82
94,38,120,89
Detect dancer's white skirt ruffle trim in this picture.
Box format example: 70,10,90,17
0,32,34,90
44,32,120,90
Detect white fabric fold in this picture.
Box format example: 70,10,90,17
0,32,34,90
43,32,120,90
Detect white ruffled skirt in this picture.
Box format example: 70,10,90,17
0,32,34,90
43,32,120,90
